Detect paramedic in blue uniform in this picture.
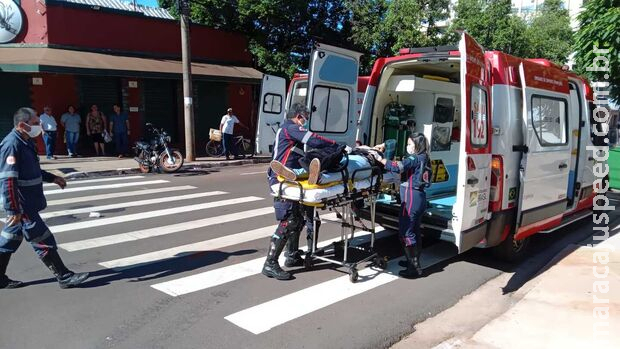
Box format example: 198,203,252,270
0,107,89,289
381,133,431,278
263,103,337,280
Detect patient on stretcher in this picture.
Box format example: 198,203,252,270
270,143,390,186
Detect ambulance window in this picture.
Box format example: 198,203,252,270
470,86,488,147
262,93,282,114
531,96,568,146
310,85,349,133
291,81,308,107
434,98,454,123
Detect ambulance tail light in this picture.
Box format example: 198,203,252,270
489,155,504,212
467,156,476,171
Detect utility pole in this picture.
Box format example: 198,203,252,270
179,0,195,161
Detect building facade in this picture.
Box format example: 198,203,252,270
0,0,262,155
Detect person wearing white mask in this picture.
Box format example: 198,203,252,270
380,133,432,279
0,107,89,289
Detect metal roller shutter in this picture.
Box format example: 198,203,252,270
143,79,179,139
0,74,31,137
78,77,122,119
193,81,228,151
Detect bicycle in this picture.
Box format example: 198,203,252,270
206,129,254,158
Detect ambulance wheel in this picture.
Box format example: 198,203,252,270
492,232,530,262
374,256,387,270
349,268,358,283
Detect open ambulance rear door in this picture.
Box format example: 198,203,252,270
514,61,571,239
255,74,286,155
452,33,493,253
307,43,362,145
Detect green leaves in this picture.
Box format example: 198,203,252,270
574,0,620,103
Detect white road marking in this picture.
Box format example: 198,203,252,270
95,216,275,267
46,186,197,206
44,180,169,195
64,207,273,252
224,243,455,335
49,196,265,233
240,171,267,176
43,175,145,187
1,192,227,223
150,226,391,297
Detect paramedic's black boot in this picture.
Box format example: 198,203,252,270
0,253,23,289
284,232,304,267
262,237,292,280
41,250,89,289
399,245,423,278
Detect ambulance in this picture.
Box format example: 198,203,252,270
255,68,369,155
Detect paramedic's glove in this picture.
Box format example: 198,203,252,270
345,145,353,154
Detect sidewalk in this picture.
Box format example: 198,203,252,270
40,155,271,177
394,223,620,349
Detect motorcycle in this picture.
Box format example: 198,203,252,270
133,123,184,173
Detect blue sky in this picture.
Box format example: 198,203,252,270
137,0,159,7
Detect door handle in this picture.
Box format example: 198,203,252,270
588,156,595,161
558,163,568,169
467,177,479,185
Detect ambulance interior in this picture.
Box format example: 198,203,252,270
370,60,461,225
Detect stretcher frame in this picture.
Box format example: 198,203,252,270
275,166,387,282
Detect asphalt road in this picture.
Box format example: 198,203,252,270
0,164,611,349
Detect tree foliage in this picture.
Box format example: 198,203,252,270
525,0,574,65
574,0,620,103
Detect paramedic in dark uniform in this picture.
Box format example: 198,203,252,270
263,103,337,280
0,107,89,289
381,133,431,278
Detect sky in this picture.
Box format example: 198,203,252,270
136,0,159,7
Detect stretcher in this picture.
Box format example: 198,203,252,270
271,166,388,282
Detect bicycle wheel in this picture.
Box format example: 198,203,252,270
240,139,254,158
206,140,223,157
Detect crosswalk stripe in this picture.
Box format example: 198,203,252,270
224,243,456,335
95,216,275,267
43,175,145,187
150,227,391,297
3,191,227,223
63,207,274,252
49,196,265,233
46,186,197,206
96,212,337,267
44,180,169,195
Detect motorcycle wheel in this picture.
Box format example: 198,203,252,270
205,140,223,157
139,163,152,173
159,150,184,173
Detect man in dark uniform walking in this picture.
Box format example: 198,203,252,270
263,103,337,280
0,107,89,289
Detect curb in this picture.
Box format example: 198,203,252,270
60,157,271,179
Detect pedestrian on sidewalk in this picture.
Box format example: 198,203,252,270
109,104,130,158
220,107,242,160
40,106,58,160
86,104,107,156
60,105,81,157
0,107,89,289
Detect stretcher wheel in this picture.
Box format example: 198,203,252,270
374,256,387,270
349,268,358,283
304,254,314,270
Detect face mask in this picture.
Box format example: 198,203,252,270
26,125,42,138
406,144,415,155
299,116,309,128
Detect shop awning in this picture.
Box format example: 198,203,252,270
0,47,263,83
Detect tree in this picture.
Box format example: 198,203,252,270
525,0,573,65
450,0,529,57
574,0,620,103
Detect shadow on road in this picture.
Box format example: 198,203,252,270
23,248,257,288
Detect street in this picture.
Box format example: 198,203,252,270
0,164,610,349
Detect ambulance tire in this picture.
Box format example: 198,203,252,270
491,232,530,263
